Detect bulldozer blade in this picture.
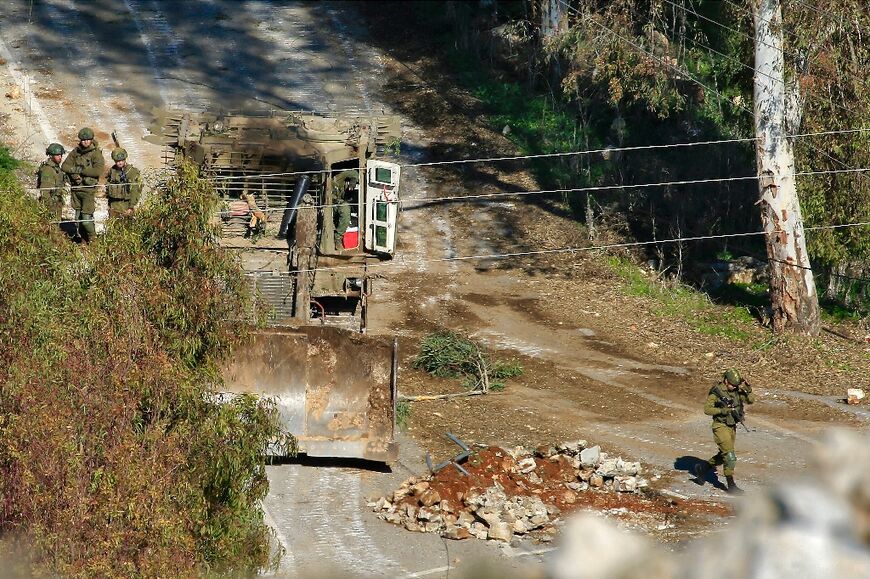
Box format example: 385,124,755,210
223,326,398,463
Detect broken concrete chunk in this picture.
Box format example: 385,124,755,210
417,507,433,521
444,525,471,540
423,521,442,533
439,499,454,513
535,444,557,458
560,489,577,504
374,497,391,511
457,511,475,528
419,489,442,507
580,445,601,468
567,481,589,492
615,476,638,493
590,474,604,488
596,457,619,477
488,521,514,543
847,388,865,405
511,518,529,534
404,520,421,532
410,481,430,496
517,456,537,473
474,507,503,528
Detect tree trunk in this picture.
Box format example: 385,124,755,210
753,0,820,335
540,0,564,39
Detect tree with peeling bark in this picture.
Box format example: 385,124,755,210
753,0,821,335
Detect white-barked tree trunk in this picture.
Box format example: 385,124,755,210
753,0,821,335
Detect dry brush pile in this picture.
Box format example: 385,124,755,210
0,160,291,576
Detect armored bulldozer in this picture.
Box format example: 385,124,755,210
147,109,403,462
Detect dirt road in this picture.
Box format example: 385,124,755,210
1,1,866,576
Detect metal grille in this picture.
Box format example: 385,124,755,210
249,274,295,325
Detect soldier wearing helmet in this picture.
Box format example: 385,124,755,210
696,368,756,494
105,147,142,218
61,127,105,242
36,143,67,220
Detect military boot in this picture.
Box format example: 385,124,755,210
726,476,744,495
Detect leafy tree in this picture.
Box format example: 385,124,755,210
0,162,292,576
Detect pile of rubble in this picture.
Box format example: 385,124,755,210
371,441,649,543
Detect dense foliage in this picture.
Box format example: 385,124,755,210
0,159,291,576
386,1,869,310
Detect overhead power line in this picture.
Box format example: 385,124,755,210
42,165,870,224
243,220,870,278
22,126,870,195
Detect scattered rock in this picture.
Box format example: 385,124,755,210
444,525,471,540
615,476,638,493
535,444,557,458
488,521,513,543
457,511,475,528
419,489,442,507
847,388,865,405
5,86,20,99
410,481,430,496
580,445,601,467
517,456,537,473
373,441,649,543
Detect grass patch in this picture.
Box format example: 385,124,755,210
413,331,524,392
395,400,412,430
607,256,757,341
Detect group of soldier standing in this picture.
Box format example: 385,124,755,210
35,127,142,242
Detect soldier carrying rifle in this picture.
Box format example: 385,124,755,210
105,132,142,218
696,368,756,494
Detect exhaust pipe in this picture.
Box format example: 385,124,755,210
279,174,310,238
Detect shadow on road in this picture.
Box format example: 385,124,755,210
268,453,393,473
674,455,727,491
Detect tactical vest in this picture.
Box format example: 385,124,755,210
710,384,744,427
106,166,140,201
36,161,64,194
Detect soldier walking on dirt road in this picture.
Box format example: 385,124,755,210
105,148,141,218
696,368,756,494
36,143,67,221
61,127,105,242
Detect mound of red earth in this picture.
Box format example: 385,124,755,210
372,441,667,543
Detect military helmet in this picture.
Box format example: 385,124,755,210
77,127,95,141
111,148,128,161
723,368,742,386
46,143,65,156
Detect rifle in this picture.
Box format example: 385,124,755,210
712,384,752,433
111,130,121,150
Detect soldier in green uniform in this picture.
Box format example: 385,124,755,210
61,127,105,242
36,143,67,221
332,169,358,249
696,368,756,494
105,148,142,218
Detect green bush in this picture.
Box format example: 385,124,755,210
0,161,292,576
413,331,523,391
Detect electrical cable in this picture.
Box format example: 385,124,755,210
242,220,870,278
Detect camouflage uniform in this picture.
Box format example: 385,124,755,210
61,134,105,241
36,157,66,221
105,164,142,217
703,378,755,487
332,170,358,249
